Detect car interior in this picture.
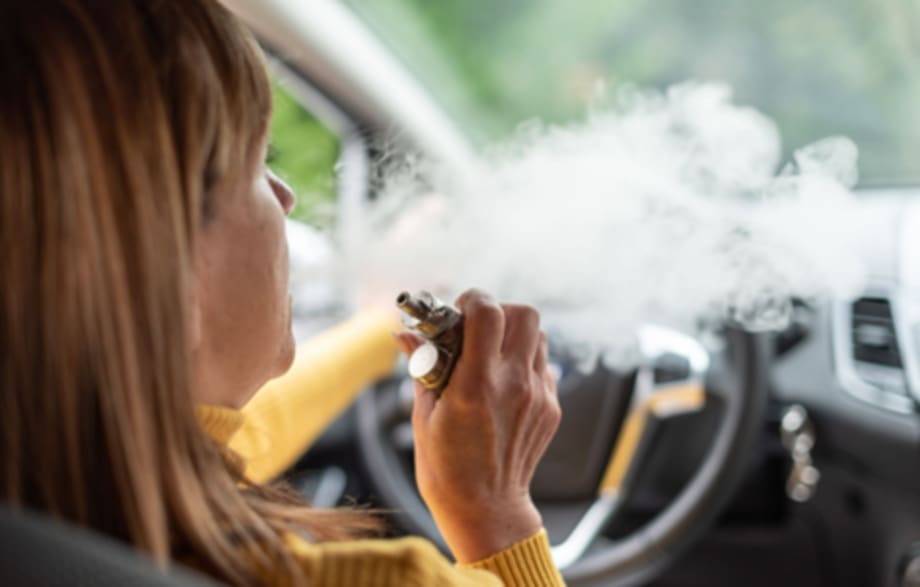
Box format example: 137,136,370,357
5,1,920,586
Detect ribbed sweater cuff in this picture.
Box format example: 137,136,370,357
458,529,565,586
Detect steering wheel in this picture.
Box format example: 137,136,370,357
357,326,768,586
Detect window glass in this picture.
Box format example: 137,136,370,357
344,0,920,186
268,78,341,227
266,77,347,334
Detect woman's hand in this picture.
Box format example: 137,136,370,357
397,289,562,563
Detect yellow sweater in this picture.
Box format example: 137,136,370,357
197,310,565,587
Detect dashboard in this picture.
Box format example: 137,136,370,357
773,191,920,490
765,190,920,586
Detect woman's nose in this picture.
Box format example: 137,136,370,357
267,170,296,216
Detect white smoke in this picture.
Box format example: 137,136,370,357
351,82,865,368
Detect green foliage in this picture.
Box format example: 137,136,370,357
268,79,340,227
345,0,920,185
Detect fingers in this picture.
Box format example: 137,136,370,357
455,289,505,362
396,333,439,427
500,304,540,360
533,331,548,374
393,331,425,356
500,304,550,387
412,380,437,425
453,291,548,378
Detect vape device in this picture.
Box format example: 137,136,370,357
396,291,463,393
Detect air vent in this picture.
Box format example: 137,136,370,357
849,296,909,399
851,297,902,368
834,294,914,413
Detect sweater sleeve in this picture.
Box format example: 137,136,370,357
458,529,564,585
285,530,565,587
232,309,400,483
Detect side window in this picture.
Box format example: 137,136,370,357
266,69,367,335
268,78,341,229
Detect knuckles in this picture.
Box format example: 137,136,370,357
545,393,562,429
506,365,533,392
455,288,500,317
450,291,559,425
503,304,540,333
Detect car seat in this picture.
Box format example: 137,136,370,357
0,506,221,586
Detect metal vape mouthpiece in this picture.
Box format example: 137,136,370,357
396,291,433,320
396,291,464,393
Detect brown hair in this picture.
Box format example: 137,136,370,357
0,1,377,584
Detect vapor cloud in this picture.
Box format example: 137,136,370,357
352,82,865,368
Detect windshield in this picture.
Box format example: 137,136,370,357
344,0,920,187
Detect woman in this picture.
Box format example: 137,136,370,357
0,1,563,585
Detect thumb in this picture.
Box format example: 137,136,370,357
395,332,438,423
392,331,425,356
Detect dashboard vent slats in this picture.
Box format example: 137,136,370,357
851,297,902,368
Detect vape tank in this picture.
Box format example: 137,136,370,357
396,291,464,393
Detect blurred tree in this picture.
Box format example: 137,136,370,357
268,79,340,227
345,0,920,185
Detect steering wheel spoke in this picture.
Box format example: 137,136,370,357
551,491,622,569
551,325,710,570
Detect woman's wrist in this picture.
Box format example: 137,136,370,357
435,498,544,564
